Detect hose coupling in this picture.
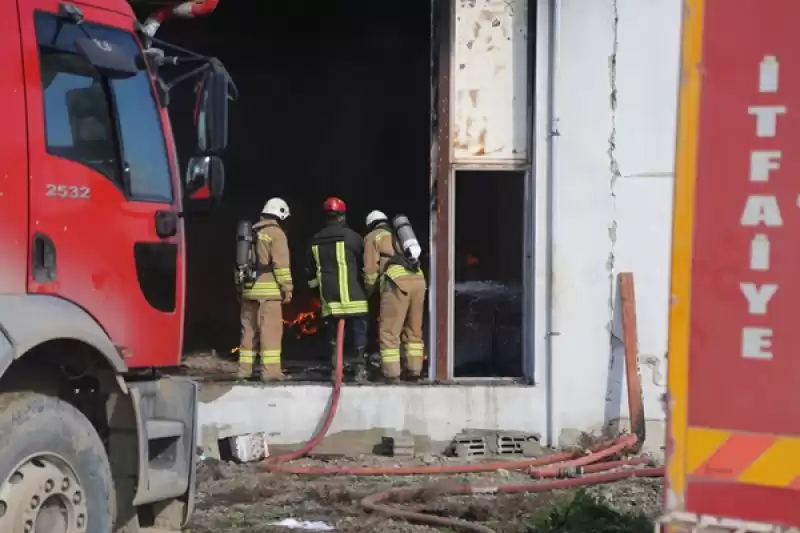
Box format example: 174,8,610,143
558,466,584,478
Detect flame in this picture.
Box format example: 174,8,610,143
466,253,479,265
231,298,322,355
283,298,322,339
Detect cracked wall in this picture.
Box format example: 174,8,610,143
548,0,682,435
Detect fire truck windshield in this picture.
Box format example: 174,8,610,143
35,11,173,204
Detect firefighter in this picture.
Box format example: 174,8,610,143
306,197,370,382
238,197,293,382
363,210,426,382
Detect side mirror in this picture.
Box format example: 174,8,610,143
184,155,225,208
194,59,230,154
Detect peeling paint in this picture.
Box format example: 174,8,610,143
606,0,621,319
452,0,529,163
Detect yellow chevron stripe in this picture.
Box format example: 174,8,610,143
686,427,800,489
738,436,800,488
686,427,730,474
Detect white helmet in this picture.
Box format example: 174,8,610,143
262,197,290,220
365,210,388,227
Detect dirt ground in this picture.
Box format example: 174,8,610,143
187,455,663,533
182,353,662,532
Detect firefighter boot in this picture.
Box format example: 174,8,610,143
353,347,369,384
402,369,422,383
237,349,256,380
237,362,253,380
379,349,402,384
260,364,286,383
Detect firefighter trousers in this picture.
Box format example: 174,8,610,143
325,315,368,367
239,298,284,380
379,275,426,379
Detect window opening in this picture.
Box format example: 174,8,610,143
453,170,525,378
35,11,173,203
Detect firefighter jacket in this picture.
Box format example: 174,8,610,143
363,224,425,295
306,222,368,317
242,219,293,301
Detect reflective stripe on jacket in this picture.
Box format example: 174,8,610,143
363,225,424,294
242,219,293,301
306,222,368,317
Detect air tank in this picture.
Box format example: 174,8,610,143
392,214,421,261
235,220,254,269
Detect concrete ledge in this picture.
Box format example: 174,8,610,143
198,383,547,454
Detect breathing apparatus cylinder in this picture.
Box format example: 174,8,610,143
235,220,256,286
392,214,422,265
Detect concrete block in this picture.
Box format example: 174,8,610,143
451,432,488,458
381,434,415,457
496,431,541,456
227,433,269,463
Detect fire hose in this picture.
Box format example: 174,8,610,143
262,319,346,465
261,318,580,473
258,319,663,530
361,465,665,533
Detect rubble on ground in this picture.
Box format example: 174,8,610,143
187,455,663,533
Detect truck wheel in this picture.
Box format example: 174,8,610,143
0,392,113,533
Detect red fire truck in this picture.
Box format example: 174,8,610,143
664,0,800,531
0,0,229,531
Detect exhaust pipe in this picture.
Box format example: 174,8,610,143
141,0,220,38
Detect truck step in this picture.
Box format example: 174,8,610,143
146,419,184,440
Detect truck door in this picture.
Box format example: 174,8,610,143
19,0,185,367
666,0,800,529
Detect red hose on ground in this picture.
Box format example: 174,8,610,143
361,467,665,533
263,435,636,477
534,457,649,478
263,450,576,476
528,434,637,478
261,319,345,467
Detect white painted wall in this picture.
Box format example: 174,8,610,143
545,0,681,436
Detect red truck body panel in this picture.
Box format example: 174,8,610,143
0,1,32,295
667,0,800,528
3,0,186,368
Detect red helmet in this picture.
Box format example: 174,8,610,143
322,197,347,213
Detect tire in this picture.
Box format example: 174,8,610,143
0,391,113,533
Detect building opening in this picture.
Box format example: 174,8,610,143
453,170,525,378
150,1,432,378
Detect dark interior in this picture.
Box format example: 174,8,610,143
147,1,433,371
453,170,525,378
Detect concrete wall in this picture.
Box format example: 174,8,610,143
198,383,548,453
545,0,681,436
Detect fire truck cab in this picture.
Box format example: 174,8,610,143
0,0,229,531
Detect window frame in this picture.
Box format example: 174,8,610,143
34,10,175,205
